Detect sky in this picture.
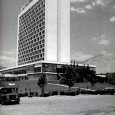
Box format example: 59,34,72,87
70,0,115,60
0,0,115,73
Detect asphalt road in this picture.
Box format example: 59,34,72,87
0,95,115,115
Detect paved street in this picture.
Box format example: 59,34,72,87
0,95,115,115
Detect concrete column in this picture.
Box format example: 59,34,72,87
57,0,70,63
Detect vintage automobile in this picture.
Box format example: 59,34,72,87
0,74,20,105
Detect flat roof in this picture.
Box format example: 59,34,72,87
0,61,69,72
0,61,96,72
0,74,17,78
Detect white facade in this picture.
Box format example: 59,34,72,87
17,0,70,66
45,0,58,62
57,0,70,63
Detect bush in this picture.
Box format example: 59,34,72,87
109,91,114,95
51,91,58,96
60,91,66,95
28,94,33,97
90,90,115,95
66,92,76,96
60,91,77,96
30,92,34,96
80,90,87,94
35,92,38,96
43,92,51,97
76,90,80,95
24,92,28,97
19,92,25,97
28,91,34,97
19,93,22,97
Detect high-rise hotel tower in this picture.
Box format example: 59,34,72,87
17,0,70,66
0,0,96,80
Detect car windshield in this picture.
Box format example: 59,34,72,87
1,88,15,94
5,77,17,81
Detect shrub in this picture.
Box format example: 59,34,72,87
43,92,51,97
19,93,22,97
35,92,38,96
19,92,25,97
51,91,58,96
80,90,87,94
66,91,76,96
76,90,80,95
60,91,66,95
24,92,28,97
60,91,77,96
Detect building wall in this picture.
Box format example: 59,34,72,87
45,0,58,62
45,0,70,63
18,0,45,65
17,0,70,66
57,0,70,63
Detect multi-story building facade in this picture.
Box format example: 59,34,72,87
17,0,70,66
0,0,96,81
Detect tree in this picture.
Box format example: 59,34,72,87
60,65,77,92
88,70,96,89
37,73,47,96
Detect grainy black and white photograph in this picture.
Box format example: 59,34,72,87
0,0,115,115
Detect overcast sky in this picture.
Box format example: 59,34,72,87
1,0,115,73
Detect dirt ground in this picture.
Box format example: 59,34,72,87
0,95,115,115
